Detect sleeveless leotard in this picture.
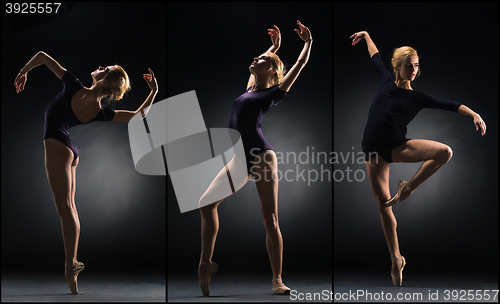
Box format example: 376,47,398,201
362,53,462,163
43,70,115,160
227,85,287,174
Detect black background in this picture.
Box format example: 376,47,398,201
334,2,498,275
167,2,332,276
1,3,166,274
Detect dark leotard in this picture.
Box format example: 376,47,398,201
362,53,462,163
43,70,115,161
227,85,287,174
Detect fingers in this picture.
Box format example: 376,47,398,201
14,78,24,93
476,121,486,136
143,69,155,80
268,27,279,36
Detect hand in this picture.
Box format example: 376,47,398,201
294,20,312,42
350,31,368,46
268,25,281,48
474,114,486,136
143,68,157,92
14,71,27,93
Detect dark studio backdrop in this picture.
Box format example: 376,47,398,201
167,2,332,276
334,2,498,276
1,3,166,274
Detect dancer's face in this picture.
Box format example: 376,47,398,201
398,55,419,81
249,54,272,75
91,66,112,81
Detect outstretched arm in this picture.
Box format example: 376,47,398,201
458,105,486,136
14,51,67,93
350,31,379,58
112,68,158,122
278,20,312,92
247,25,281,90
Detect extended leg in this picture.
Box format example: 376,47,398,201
253,150,290,294
44,139,80,267
365,155,405,286
44,139,83,294
365,156,401,258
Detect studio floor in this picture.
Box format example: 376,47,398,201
168,272,332,302
334,271,498,302
1,272,165,302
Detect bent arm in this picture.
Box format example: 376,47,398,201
247,25,281,90
350,31,379,58
112,89,158,122
278,39,312,92
20,51,66,79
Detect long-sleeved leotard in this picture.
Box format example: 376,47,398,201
362,52,462,163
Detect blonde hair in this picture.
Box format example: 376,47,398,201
391,46,420,79
103,65,131,101
265,52,286,86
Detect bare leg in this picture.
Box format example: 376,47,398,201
44,139,80,267
44,139,83,294
392,139,453,192
365,156,401,258
197,155,252,296
365,155,405,285
199,156,252,265
253,150,289,292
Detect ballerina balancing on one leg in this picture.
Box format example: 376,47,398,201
197,20,312,296
350,31,486,287
14,51,158,294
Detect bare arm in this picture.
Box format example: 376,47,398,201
112,69,158,122
278,20,312,92
247,25,281,90
458,104,486,136
14,51,67,93
350,31,379,58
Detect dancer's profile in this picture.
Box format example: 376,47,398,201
14,51,158,294
350,31,486,286
197,20,312,296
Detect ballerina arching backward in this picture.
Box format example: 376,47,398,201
14,51,158,294
197,21,312,296
350,31,486,286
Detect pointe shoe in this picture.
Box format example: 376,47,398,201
65,261,84,294
391,256,406,287
198,262,218,297
385,181,412,207
272,277,291,295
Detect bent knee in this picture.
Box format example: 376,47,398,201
438,145,453,163
199,199,222,216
